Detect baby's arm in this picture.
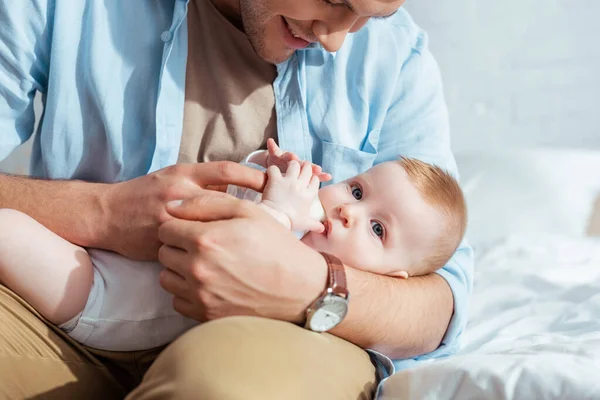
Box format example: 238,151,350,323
0,209,93,325
258,161,324,233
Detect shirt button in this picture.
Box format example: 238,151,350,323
160,31,172,42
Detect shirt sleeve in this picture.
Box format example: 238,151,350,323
375,29,475,369
0,1,51,161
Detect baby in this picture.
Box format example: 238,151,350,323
0,139,466,351
240,139,467,279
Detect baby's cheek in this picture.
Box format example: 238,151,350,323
344,249,368,269
339,244,384,273
301,232,365,267
329,242,365,268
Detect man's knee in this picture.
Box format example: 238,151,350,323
129,316,377,400
0,284,127,399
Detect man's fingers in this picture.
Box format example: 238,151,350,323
158,219,204,254
165,194,254,222
159,267,189,296
189,161,267,193
158,244,191,277
172,296,204,321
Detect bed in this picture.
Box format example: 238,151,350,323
379,149,600,399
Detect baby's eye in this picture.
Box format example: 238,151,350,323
371,221,384,239
350,184,363,200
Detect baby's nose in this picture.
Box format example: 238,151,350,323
337,205,354,227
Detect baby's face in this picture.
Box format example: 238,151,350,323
301,161,444,277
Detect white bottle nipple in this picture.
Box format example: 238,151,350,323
310,198,326,222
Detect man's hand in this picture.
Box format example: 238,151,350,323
102,162,266,260
266,138,331,182
157,194,328,323
261,161,324,233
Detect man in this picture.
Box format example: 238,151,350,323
0,0,473,398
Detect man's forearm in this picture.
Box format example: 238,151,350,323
330,268,453,359
0,173,109,247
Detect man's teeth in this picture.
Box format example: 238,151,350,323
284,19,303,39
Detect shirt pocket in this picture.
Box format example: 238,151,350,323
320,139,377,184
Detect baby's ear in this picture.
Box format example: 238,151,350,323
389,270,409,279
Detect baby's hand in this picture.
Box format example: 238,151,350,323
266,138,331,183
261,160,324,233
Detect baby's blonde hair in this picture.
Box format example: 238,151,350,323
398,157,467,276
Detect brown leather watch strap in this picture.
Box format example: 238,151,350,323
321,252,349,298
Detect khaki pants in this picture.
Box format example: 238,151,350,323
0,285,377,399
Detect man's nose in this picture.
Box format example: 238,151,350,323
312,13,367,52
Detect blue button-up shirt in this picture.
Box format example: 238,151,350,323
0,0,473,373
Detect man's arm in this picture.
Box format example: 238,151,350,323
0,174,110,249
332,269,452,359
0,163,267,260
351,26,475,358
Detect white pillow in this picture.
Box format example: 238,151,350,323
454,149,600,247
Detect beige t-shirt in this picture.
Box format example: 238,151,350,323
178,0,277,164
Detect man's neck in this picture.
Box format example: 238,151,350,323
207,0,244,31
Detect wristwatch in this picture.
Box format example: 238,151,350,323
304,253,350,332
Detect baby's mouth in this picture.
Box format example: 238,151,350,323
322,219,331,237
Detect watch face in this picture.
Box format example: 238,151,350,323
309,294,348,332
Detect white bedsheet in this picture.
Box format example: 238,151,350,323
380,234,600,399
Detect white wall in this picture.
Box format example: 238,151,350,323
404,0,600,153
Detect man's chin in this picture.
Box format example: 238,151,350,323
243,16,297,64
255,46,295,64
248,34,294,64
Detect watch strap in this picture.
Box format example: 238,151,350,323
321,252,348,298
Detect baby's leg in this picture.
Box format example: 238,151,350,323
0,209,94,325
